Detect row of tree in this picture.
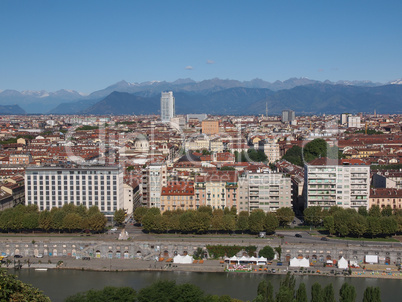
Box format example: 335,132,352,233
0,204,107,233
234,149,268,162
254,273,381,302
282,138,344,167
134,206,295,234
304,205,401,238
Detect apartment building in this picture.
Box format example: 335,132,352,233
303,158,370,210
141,163,167,208
25,165,124,216
202,120,219,135
160,181,195,212
369,188,402,210
247,169,292,212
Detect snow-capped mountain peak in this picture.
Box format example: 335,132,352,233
390,79,402,85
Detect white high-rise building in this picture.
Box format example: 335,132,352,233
161,91,175,122
303,158,370,210
347,116,361,128
25,166,124,217
282,110,295,123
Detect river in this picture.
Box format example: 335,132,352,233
15,269,401,302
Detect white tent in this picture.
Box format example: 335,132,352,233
289,257,300,267
257,257,267,265
338,257,348,269
173,255,194,264
299,258,310,268
290,257,310,268
229,256,239,263
239,256,249,262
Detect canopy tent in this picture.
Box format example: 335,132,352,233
249,256,258,263
338,257,348,269
289,257,310,268
257,257,267,265
239,256,249,262
173,255,194,264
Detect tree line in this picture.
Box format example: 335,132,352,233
134,206,295,234
282,138,344,167
0,204,107,233
304,205,401,238
64,273,381,302
254,273,381,302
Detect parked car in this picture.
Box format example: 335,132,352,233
295,234,302,238
82,257,91,260
272,269,276,273
110,228,117,232
35,254,43,258
321,237,329,241
14,255,23,258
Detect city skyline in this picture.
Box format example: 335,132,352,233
1,0,402,93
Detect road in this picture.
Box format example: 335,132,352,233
275,230,402,247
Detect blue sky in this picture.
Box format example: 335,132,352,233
1,0,401,93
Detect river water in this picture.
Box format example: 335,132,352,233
15,269,401,302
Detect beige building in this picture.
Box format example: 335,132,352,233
202,120,219,135
369,188,402,210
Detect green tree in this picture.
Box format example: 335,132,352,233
381,205,393,217
358,206,368,217
274,246,282,260
248,209,266,233
323,216,335,235
362,286,381,302
323,283,336,302
380,216,397,236
369,205,381,218
0,270,50,301
88,213,107,232
259,246,275,260
88,206,101,217
51,208,66,231
348,214,367,237
303,206,323,226
264,212,279,234
367,217,382,238
276,273,296,302
236,211,249,234
303,139,328,163
295,283,308,302
142,212,161,232
275,207,295,227
39,210,52,232
65,286,136,302
311,282,323,302
211,209,225,232
113,209,126,226
62,213,82,232
339,283,356,302
197,205,213,217
22,212,39,231
282,145,303,166
133,207,148,224
222,214,236,233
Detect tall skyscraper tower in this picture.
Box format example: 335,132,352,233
281,109,295,123
161,91,175,122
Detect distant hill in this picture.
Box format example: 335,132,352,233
77,83,402,116
0,104,26,114
2,77,400,114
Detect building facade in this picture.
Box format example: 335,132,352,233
25,165,124,216
247,170,292,212
161,91,175,122
202,120,219,135
282,110,295,123
141,163,167,208
303,158,370,210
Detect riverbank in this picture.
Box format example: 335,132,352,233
6,257,402,280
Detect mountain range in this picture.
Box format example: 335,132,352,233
0,77,401,115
